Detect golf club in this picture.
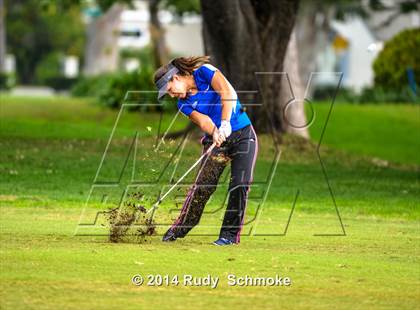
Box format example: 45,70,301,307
146,142,217,220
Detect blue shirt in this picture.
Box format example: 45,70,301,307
177,64,251,133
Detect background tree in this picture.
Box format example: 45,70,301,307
83,2,126,75
148,0,168,68
281,29,309,138
200,0,302,137
0,0,5,73
201,0,299,137
5,0,85,84
373,28,419,91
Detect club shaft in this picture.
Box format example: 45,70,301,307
156,142,216,205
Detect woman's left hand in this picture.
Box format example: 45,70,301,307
212,129,226,147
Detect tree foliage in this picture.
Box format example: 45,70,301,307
373,28,420,91
5,0,85,83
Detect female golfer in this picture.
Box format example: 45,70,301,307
154,56,258,245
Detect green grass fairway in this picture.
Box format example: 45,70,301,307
1,206,419,309
1,96,419,309
308,102,420,165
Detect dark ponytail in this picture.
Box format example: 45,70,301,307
153,56,211,84
171,56,210,75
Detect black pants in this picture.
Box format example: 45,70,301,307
169,125,258,243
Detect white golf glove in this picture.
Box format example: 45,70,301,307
218,120,232,139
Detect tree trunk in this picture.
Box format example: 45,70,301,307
295,3,319,86
282,28,309,138
0,0,6,72
148,0,169,68
83,3,124,76
295,2,335,98
200,0,300,135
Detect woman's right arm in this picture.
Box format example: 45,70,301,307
189,111,225,146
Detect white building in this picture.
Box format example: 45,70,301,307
118,0,204,56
